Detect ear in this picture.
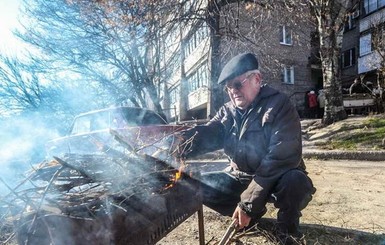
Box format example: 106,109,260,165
253,72,262,84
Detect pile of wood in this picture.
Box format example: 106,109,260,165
2,147,201,245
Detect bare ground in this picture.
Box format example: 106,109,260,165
158,159,385,245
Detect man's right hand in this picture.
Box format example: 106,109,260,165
167,129,197,158
232,206,251,229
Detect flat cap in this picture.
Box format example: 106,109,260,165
218,52,259,84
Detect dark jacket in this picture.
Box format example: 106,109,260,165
182,85,304,212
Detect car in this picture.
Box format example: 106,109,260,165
46,106,187,158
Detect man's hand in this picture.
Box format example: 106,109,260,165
166,130,196,158
232,206,251,229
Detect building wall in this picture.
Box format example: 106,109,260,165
160,2,318,121
218,3,315,117
358,7,385,77
341,14,360,91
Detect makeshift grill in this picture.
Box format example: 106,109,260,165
11,150,204,245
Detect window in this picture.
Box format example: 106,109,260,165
280,26,292,45
341,48,356,68
185,24,209,57
363,0,385,15
360,33,372,56
344,15,356,32
282,66,294,84
187,62,209,93
168,53,181,75
169,85,179,105
381,0,385,8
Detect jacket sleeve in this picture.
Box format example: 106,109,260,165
179,107,227,158
240,95,302,210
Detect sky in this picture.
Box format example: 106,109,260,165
0,0,23,55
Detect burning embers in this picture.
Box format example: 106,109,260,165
5,145,202,244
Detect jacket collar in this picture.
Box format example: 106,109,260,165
227,84,277,117
226,85,278,138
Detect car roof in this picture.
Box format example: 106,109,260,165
74,106,167,123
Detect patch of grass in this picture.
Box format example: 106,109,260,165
327,121,385,150
309,117,385,150
364,117,385,128
328,140,357,150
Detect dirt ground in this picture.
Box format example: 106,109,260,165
158,159,385,245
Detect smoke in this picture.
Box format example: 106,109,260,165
0,107,194,244
0,114,61,195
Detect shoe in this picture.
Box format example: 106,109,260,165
275,232,306,245
273,221,306,245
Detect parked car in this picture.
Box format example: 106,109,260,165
46,107,187,158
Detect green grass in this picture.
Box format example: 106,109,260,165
364,117,385,127
321,118,385,150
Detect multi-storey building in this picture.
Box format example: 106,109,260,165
356,0,385,88
159,2,319,122
341,8,360,89
337,0,385,114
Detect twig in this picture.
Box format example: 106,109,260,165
26,165,65,237
218,219,238,245
53,156,94,181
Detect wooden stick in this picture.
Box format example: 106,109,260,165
218,219,238,245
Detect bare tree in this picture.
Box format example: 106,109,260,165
307,0,360,124
0,53,97,127
15,0,360,124
0,54,44,115
16,0,171,114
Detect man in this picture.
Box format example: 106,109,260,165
349,78,365,95
175,53,315,244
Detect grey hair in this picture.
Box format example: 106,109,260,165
244,69,261,77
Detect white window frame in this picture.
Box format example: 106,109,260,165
282,66,295,84
187,62,209,93
280,26,293,45
169,85,179,105
344,15,356,31
341,48,356,68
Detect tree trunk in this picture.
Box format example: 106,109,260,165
207,0,223,117
317,4,348,125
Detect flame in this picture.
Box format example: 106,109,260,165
175,166,183,181
163,166,184,190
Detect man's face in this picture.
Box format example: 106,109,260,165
224,72,262,110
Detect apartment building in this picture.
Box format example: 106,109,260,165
337,0,385,115
356,0,385,89
159,2,318,122
341,8,361,90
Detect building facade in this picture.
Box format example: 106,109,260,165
356,0,385,88
159,1,319,122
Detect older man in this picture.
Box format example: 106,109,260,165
176,53,315,244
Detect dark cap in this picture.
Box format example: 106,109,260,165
218,53,259,84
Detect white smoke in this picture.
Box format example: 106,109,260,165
0,115,61,194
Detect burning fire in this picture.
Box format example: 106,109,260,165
164,166,184,190
175,170,182,181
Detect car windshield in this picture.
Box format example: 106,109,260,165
70,108,166,135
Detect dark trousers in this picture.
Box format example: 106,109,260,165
199,168,315,229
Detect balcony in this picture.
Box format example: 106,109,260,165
188,87,209,110
358,51,381,74
360,8,385,32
